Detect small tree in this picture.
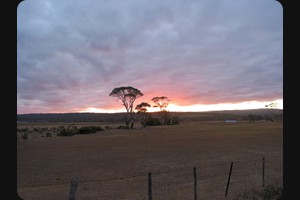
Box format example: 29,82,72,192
135,102,151,113
135,102,151,127
109,86,143,129
151,96,171,111
151,96,172,124
265,102,279,122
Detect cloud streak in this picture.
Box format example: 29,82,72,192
17,0,283,113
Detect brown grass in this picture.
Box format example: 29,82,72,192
17,121,282,200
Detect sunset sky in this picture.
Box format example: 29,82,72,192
17,0,283,114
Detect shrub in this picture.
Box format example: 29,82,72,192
22,132,28,140
116,125,128,129
33,128,40,132
233,185,283,200
145,116,161,126
161,112,180,125
71,127,80,135
56,126,103,136
57,128,74,137
18,128,29,132
263,185,283,200
168,115,180,125
78,126,104,134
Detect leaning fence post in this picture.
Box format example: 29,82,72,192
148,172,152,200
225,162,233,197
69,176,79,200
262,157,265,187
193,167,198,200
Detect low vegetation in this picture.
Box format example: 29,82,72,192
57,125,104,136
17,125,105,139
233,184,283,200
17,109,283,123
16,110,283,140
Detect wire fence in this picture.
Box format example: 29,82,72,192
17,156,282,200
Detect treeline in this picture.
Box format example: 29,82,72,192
17,113,130,123
17,112,180,123
17,109,283,123
16,112,234,123
243,113,283,122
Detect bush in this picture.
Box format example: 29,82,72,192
57,128,74,137
116,125,128,129
33,128,40,132
78,126,104,134
162,112,180,125
168,115,180,125
233,185,283,200
18,128,29,132
22,132,28,140
145,116,161,126
143,113,179,126
56,126,103,136
263,185,283,200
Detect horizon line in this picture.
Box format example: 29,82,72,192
17,107,283,115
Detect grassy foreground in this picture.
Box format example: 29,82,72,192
17,121,283,200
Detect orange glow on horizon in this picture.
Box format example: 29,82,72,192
78,107,124,113
79,99,283,113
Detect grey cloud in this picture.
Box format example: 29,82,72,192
17,0,282,113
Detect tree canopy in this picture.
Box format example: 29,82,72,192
109,86,143,113
151,96,171,111
109,86,143,129
135,102,151,113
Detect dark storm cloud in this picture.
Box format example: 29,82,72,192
17,0,282,113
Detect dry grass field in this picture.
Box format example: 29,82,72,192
17,120,283,200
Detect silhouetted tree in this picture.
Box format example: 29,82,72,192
151,96,171,111
151,96,173,124
135,102,151,113
135,102,151,127
265,102,281,121
109,86,143,129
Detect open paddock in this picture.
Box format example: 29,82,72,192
17,121,283,200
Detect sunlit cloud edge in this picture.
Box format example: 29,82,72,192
79,99,283,113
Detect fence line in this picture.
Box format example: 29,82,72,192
262,156,265,187
193,167,197,200
148,173,152,200
225,162,233,197
64,156,279,200
16,156,283,200
17,156,278,190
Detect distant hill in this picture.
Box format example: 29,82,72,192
208,108,283,116
17,108,282,123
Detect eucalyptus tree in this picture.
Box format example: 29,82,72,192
135,102,151,113
151,96,172,124
109,86,143,128
265,102,282,121
151,96,171,111
135,102,151,127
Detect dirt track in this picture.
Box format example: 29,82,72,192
17,121,283,200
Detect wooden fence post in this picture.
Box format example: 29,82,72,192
69,176,79,200
225,162,233,197
148,172,152,200
193,167,198,200
262,157,265,187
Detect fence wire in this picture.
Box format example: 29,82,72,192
17,157,282,200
